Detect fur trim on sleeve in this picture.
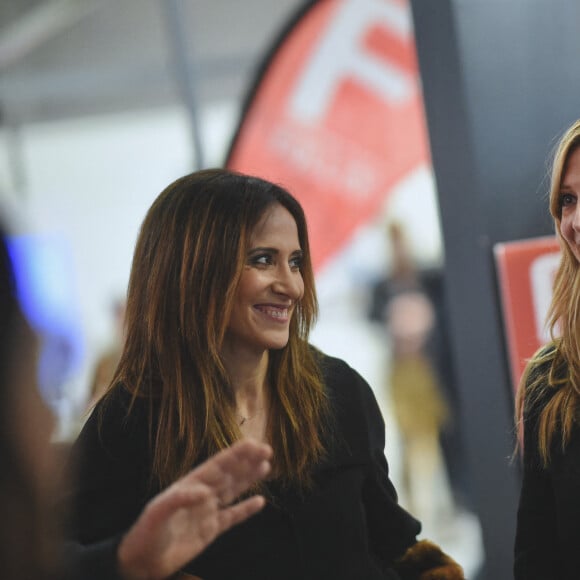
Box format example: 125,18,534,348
393,539,465,580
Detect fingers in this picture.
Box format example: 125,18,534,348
138,440,270,532
216,458,271,506
144,484,216,527
146,483,267,538
182,440,272,503
139,481,267,553
118,444,270,580
214,441,272,503
143,440,271,527
206,440,273,481
217,494,267,533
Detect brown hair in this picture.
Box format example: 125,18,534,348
105,169,327,488
516,119,580,465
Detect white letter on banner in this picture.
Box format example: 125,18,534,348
530,252,560,344
289,0,414,123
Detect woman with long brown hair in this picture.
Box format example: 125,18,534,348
515,119,580,579
69,169,463,579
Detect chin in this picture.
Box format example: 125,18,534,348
268,344,289,351
266,341,290,351
264,335,290,351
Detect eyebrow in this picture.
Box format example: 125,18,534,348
247,247,303,255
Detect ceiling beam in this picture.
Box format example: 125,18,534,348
0,0,101,69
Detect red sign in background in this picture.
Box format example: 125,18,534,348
227,0,429,272
494,236,561,394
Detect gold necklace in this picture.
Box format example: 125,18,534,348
237,407,264,426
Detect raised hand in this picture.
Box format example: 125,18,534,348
117,439,272,580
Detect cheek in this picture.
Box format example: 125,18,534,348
229,275,263,326
561,216,573,240
236,270,264,300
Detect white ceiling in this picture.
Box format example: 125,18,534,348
0,0,305,124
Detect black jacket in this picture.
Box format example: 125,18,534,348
515,349,580,580
67,352,421,580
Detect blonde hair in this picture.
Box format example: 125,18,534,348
516,119,580,465
102,169,328,489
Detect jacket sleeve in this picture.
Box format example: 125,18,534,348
321,354,422,564
334,358,464,579
357,370,422,563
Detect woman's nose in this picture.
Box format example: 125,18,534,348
573,205,580,231
272,266,303,299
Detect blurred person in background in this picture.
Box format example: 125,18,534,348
515,118,580,580
67,168,464,580
88,299,126,409
0,219,60,579
382,223,453,535
368,222,469,517
0,219,273,580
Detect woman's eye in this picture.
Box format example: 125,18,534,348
561,193,576,207
289,255,303,270
251,254,272,266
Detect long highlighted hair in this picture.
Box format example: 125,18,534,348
516,119,580,465
103,169,328,488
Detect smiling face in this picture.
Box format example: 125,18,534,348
559,146,580,264
223,203,305,360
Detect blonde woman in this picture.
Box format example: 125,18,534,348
515,119,580,579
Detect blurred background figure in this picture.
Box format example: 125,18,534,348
0,222,60,580
373,222,454,537
87,298,125,410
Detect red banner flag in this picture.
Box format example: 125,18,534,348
227,0,429,271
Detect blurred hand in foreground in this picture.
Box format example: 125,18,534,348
117,439,272,580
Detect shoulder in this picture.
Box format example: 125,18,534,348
313,349,385,442
97,384,149,430
317,350,357,380
315,350,374,402
73,384,151,460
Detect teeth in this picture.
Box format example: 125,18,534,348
259,307,288,318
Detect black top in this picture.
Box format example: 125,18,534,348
66,352,420,580
514,349,580,580
63,539,123,580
